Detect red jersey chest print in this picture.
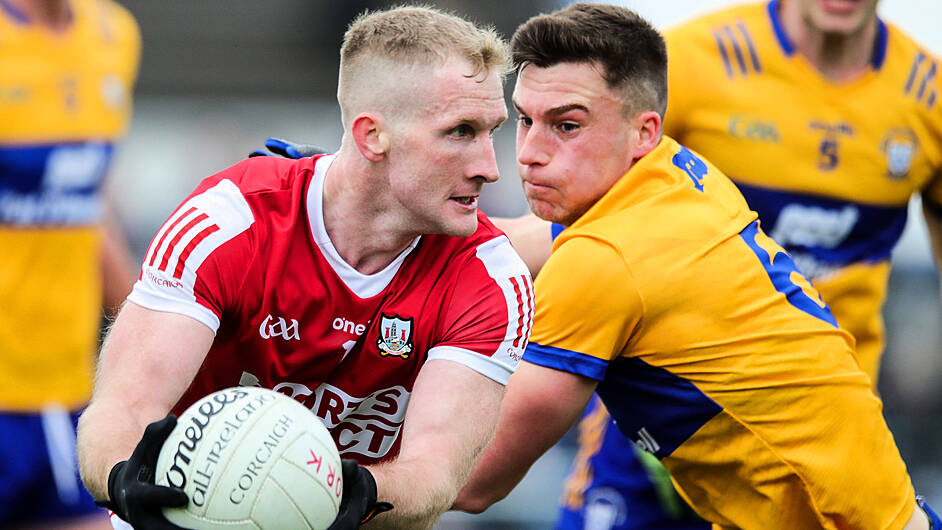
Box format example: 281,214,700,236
129,154,533,462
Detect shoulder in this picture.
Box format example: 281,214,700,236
551,232,625,271
467,215,531,277
82,0,141,43
203,155,316,198
537,234,641,316
169,156,316,248
665,1,769,50
881,22,940,109
434,213,527,265
665,1,774,114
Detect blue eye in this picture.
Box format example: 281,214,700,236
559,122,579,133
449,124,473,138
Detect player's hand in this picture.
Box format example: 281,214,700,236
326,459,394,529
96,414,189,530
248,137,329,159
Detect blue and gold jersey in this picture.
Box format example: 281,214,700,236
664,0,942,383
0,0,139,410
525,137,915,529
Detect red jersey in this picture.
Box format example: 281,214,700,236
128,154,533,463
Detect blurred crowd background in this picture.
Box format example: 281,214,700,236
105,1,942,528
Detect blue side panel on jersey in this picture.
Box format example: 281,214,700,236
735,181,908,266
0,145,56,192
0,143,112,192
523,342,609,381
551,222,566,240
0,142,113,225
596,356,722,459
555,396,710,530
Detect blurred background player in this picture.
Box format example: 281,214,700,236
499,0,942,528
666,0,942,385
0,0,140,528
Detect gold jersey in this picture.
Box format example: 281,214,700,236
0,0,139,410
664,0,942,383
525,137,915,528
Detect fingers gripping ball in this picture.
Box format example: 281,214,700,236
155,387,343,529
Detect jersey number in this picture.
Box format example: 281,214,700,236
672,146,708,192
739,221,838,327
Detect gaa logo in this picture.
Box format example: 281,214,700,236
258,314,300,341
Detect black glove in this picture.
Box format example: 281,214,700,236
249,137,330,159
327,459,394,529
95,414,189,529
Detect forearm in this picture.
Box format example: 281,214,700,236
77,377,179,500
77,303,215,500
450,412,540,513
454,362,597,513
367,454,472,529
366,359,502,528
76,398,147,499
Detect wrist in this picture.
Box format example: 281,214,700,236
358,466,392,524
102,461,128,514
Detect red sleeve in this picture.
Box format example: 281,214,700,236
428,235,534,385
126,162,261,331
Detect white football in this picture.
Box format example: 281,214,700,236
155,386,343,529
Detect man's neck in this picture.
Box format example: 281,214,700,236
9,0,72,32
321,156,419,276
779,2,878,83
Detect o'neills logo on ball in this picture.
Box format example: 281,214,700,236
164,388,275,506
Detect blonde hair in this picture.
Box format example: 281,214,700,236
337,5,510,126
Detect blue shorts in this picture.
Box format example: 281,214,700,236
0,406,107,524
555,395,709,530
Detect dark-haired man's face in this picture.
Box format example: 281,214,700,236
513,62,638,226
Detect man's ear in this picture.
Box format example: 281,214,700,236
634,110,662,159
351,113,390,162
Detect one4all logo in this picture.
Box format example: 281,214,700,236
376,314,413,359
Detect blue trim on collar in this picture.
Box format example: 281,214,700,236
767,0,793,56
871,18,887,69
767,0,888,70
0,0,30,24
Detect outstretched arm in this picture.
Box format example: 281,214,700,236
365,359,504,529
77,301,214,500
453,361,597,513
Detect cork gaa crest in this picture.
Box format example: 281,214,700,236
377,314,413,359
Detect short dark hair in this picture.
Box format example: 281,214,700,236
511,3,667,117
